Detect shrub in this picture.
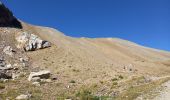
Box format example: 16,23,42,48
70,80,76,83
118,75,123,79
111,78,118,82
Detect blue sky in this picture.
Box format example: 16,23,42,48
2,0,170,51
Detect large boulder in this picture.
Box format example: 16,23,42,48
16,32,51,51
0,1,22,28
28,70,51,81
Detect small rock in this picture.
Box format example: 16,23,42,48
3,79,8,82
6,64,12,69
0,58,5,67
3,46,15,56
40,79,52,83
16,94,31,100
0,71,12,79
31,77,41,82
32,82,40,86
42,41,51,48
12,73,21,79
19,57,29,62
0,64,13,70
28,70,51,81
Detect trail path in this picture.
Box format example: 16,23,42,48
153,80,170,100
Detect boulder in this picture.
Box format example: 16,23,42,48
16,32,51,51
28,70,51,81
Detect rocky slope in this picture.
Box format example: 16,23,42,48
0,2,170,100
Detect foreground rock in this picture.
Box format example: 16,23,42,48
28,70,51,81
16,94,31,100
16,32,51,51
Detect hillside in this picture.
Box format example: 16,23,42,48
0,2,170,100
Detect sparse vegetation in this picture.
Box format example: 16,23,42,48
70,80,76,83
76,89,99,100
118,75,124,79
115,77,170,100
0,83,5,89
72,69,80,72
111,78,118,82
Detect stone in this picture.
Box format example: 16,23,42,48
40,79,52,83
16,32,51,51
28,70,51,81
0,58,5,67
0,71,12,79
3,46,15,56
12,73,21,79
32,82,40,86
123,64,135,72
31,77,41,82
0,63,13,70
6,64,12,69
16,94,31,100
42,41,51,48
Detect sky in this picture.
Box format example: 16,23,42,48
2,0,170,51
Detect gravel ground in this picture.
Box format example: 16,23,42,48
153,80,170,100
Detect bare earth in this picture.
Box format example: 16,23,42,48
153,80,170,100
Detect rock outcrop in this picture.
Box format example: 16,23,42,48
0,1,22,28
16,32,51,51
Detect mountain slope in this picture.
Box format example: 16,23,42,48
0,2,170,100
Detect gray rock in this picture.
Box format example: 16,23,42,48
16,32,51,51
31,77,41,82
0,71,12,79
0,64,12,70
0,57,5,67
40,79,52,83
28,70,51,81
19,57,29,62
42,41,51,48
32,82,40,86
3,46,15,56
16,94,31,100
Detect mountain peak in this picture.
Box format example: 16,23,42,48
0,1,22,28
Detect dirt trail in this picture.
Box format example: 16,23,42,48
153,80,170,100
